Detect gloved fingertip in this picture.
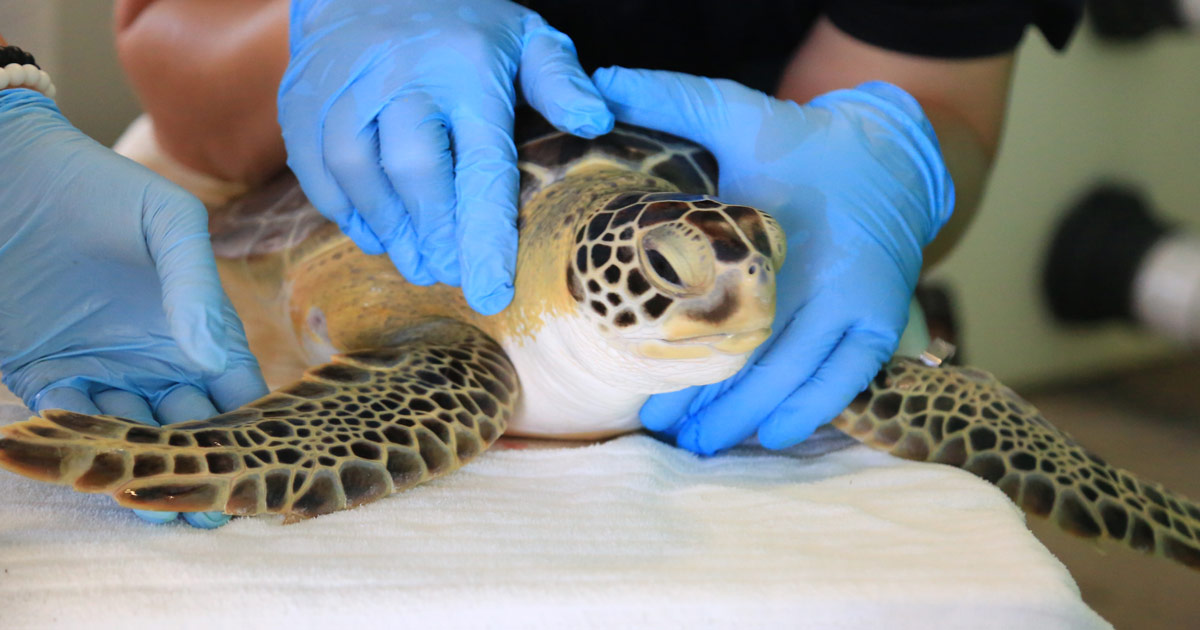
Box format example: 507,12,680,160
408,271,439,286
638,389,693,432
852,80,909,101
466,281,514,316
424,250,463,288
673,419,712,456
589,66,652,100
342,214,386,256
132,509,179,525
638,408,675,434
552,78,615,137
385,242,438,286
847,81,927,125
563,109,615,139
756,418,820,450
696,439,729,457
187,346,228,376
154,385,219,425
208,363,270,412
182,511,231,529
589,66,622,89
34,387,99,415
399,262,438,287
461,249,517,316
171,308,229,374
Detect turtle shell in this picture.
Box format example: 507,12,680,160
209,109,718,258
513,109,717,205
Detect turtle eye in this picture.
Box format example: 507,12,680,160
639,223,713,296
646,249,681,286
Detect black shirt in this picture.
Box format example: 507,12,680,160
520,1,1083,92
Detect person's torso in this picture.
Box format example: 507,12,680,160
518,0,820,93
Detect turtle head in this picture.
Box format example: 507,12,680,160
565,192,786,387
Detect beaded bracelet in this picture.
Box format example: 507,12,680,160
0,46,56,99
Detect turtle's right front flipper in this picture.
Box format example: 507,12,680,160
834,358,1200,571
0,320,517,522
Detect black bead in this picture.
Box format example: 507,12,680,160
0,46,38,69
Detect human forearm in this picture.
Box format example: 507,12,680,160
914,106,994,266
114,0,289,184
776,17,1014,268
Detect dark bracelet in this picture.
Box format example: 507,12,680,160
0,46,38,69
0,45,55,99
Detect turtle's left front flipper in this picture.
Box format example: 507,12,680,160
833,358,1200,571
0,319,517,522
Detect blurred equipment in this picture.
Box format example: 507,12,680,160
1088,0,1200,39
914,282,965,364
1044,183,1200,344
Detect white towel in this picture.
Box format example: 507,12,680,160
0,402,1109,629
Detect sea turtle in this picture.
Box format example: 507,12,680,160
0,113,1197,571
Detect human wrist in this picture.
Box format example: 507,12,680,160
0,90,74,180
0,46,56,99
796,82,953,249
920,106,990,268
0,87,60,121
855,82,955,246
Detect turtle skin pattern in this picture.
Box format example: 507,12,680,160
835,358,1200,570
0,110,1197,575
0,320,515,523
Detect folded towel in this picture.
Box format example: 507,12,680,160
0,402,1108,629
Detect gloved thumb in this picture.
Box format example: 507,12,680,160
819,81,934,140
591,66,736,148
639,386,700,433
519,16,614,138
142,189,231,374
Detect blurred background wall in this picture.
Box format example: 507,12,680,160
1,1,141,146
929,23,1200,385
2,1,1199,386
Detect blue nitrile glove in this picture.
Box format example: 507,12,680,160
593,68,954,454
280,0,615,315
0,90,269,528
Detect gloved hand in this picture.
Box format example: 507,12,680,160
593,68,954,454
280,0,614,315
0,90,269,527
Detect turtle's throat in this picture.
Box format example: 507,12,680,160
497,314,654,439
